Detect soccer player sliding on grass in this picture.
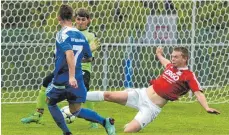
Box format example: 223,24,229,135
86,46,220,133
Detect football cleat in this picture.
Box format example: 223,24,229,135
21,112,42,124
63,132,72,135
104,118,116,135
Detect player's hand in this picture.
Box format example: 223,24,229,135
206,108,220,115
156,47,163,56
69,77,78,88
93,38,100,46
91,38,100,52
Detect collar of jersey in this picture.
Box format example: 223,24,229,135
62,26,79,31
177,66,188,70
79,28,88,32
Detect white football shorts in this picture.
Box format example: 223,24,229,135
125,88,161,128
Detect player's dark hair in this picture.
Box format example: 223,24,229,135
58,4,73,21
174,47,189,60
75,8,90,19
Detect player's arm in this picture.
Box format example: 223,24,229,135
65,50,77,88
189,73,220,114
194,91,220,114
58,33,78,88
65,50,75,78
82,41,93,63
156,47,171,67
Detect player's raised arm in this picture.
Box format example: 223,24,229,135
194,91,220,114
156,47,171,67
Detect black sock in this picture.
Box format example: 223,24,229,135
37,108,44,114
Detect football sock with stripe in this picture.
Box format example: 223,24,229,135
48,104,70,133
72,108,105,126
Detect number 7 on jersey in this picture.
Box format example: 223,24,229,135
73,45,83,66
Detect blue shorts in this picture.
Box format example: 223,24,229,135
46,80,87,104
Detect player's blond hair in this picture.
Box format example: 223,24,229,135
174,47,189,63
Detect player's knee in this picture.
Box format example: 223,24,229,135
123,121,142,133
104,92,112,101
69,103,81,114
123,123,130,133
70,108,81,116
124,128,132,133
124,126,141,133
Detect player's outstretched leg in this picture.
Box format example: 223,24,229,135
72,108,116,135
87,91,128,105
48,103,72,134
83,71,99,129
21,86,46,124
84,101,98,129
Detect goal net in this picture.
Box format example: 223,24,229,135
1,1,229,104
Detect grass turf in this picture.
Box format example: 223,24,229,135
1,101,229,135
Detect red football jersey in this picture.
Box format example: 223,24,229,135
150,63,202,101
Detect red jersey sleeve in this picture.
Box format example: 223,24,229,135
188,72,202,92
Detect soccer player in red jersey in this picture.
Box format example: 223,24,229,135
86,46,220,133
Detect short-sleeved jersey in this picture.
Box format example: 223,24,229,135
81,29,98,73
53,26,92,85
150,63,202,101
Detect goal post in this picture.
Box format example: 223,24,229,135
1,1,229,104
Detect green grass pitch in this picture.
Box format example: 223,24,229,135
1,101,229,135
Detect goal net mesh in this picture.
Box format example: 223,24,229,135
1,1,229,103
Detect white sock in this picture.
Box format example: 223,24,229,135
86,91,104,101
